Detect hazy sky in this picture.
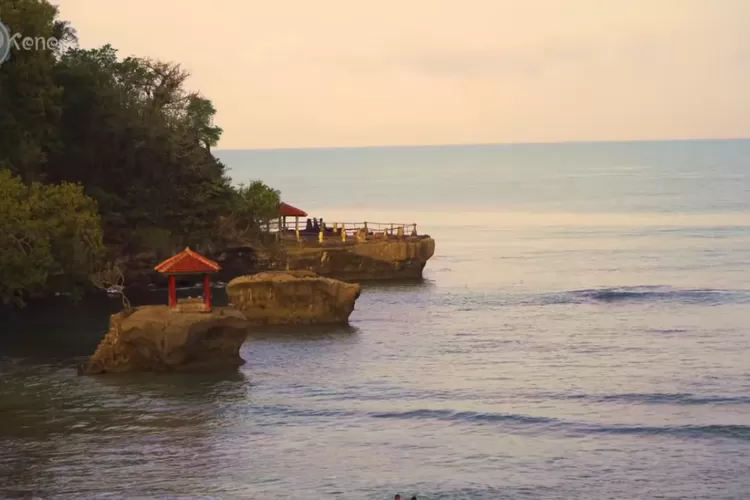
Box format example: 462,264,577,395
55,0,750,149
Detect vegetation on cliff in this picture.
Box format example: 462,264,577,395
0,0,279,304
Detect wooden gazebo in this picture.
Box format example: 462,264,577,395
279,202,307,233
154,247,221,311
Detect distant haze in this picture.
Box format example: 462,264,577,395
56,0,750,149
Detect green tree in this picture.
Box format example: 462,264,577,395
0,0,71,182
0,170,104,304
0,0,283,302
47,46,236,252
227,181,281,238
28,178,106,293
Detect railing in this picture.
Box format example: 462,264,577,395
269,220,420,243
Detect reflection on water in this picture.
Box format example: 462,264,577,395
247,323,360,342
359,277,435,292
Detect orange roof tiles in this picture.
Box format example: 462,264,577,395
279,202,308,217
154,247,221,274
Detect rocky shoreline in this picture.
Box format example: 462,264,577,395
119,236,436,291
81,271,362,375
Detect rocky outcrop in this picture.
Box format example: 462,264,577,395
226,270,361,325
119,236,436,290
271,236,436,281
82,306,250,375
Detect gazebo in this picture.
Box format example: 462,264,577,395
154,247,221,311
279,202,308,234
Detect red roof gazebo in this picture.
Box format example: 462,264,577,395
279,202,307,218
154,247,221,311
278,202,308,233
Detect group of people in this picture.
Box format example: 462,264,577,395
303,217,335,234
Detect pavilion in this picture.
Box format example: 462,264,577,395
279,202,308,233
154,247,221,311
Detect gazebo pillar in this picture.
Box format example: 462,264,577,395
168,275,177,308
203,273,212,311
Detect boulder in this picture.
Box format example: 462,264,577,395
82,305,250,375
226,270,361,325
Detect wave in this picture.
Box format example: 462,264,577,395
251,405,750,442
435,286,750,310
365,409,750,441
529,392,750,405
368,409,554,425
530,285,750,306
579,423,750,441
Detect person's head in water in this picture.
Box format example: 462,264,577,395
394,495,401,500
411,496,417,500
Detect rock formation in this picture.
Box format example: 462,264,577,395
82,306,250,375
226,270,361,325
121,236,436,290
272,236,436,281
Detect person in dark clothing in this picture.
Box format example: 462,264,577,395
313,218,320,231
305,218,313,232
320,218,326,231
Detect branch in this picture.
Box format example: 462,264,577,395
90,263,132,312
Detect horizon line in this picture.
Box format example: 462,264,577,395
215,136,750,153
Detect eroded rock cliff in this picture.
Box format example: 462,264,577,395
82,306,250,374
271,236,436,281
226,270,361,325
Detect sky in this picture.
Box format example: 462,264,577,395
55,0,750,149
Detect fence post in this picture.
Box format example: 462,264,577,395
363,221,368,233
295,229,300,242
341,224,346,242
318,230,324,243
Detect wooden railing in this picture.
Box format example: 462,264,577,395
269,220,420,243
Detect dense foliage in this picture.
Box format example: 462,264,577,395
0,170,104,304
0,0,280,304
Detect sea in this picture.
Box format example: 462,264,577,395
1,139,749,499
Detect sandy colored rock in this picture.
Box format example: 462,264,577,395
82,306,250,375
273,236,436,281
226,271,361,325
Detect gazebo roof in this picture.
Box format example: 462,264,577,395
154,247,221,274
279,202,307,217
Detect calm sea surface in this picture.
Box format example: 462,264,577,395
2,140,750,499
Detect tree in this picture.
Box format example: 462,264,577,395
0,170,104,305
48,46,235,252
90,263,131,312
228,181,281,238
28,178,106,294
0,170,51,304
0,1,283,305
0,0,67,182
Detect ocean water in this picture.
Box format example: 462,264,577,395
2,139,750,499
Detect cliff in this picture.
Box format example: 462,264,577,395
265,236,436,282
226,270,361,325
120,236,435,289
82,306,250,374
